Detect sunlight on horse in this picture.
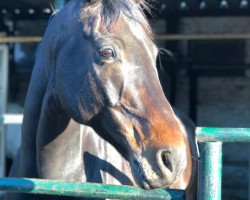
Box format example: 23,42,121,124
7,0,198,199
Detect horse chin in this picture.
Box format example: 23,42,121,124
133,172,176,190
134,171,178,190
138,178,175,190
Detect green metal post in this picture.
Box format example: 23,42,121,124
55,0,66,10
0,178,185,200
198,142,222,200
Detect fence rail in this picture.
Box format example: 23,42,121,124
0,37,42,43
155,33,250,41
2,34,250,43
196,127,250,142
0,178,184,200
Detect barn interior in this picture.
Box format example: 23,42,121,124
0,0,250,199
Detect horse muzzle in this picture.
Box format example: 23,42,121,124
131,146,187,189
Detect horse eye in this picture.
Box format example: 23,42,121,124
99,48,114,59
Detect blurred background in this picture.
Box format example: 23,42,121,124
0,0,250,199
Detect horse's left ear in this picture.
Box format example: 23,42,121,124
133,0,148,7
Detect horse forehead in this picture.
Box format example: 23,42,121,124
113,15,156,54
80,8,157,58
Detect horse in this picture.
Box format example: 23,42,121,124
7,0,198,199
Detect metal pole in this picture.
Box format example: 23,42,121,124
55,0,66,10
0,36,41,43
249,146,250,200
155,33,250,41
0,45,8,198
0,45,8,178
198,142,222,200
4,33,250,44
0,129,5,178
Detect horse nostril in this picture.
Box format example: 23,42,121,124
161,151,174,173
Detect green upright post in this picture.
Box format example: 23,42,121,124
55,0,66,10
198,142,222,200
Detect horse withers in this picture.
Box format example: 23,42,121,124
7,0,198,199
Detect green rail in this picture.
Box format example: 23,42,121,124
0,178,184,200
1,120,250,199
196,127,250,200
196,127,250,142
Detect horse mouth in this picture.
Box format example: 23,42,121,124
132,159,152,189
131,157,185,190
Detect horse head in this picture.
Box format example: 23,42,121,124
46,0,190,189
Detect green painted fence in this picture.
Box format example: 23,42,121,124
0,115,185,199
197,127,250,200
1,122,250,199
0,178,184,200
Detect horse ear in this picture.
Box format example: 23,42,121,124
134,0,142,4
85,0,99,4
133,0,149,8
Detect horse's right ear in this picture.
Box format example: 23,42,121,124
85,0,99,4
134,0,141,3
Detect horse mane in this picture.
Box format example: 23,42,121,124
94,0,153,37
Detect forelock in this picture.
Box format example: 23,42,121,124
90,0,152,36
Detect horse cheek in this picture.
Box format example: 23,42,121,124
79,73,107,120
100,67,124,107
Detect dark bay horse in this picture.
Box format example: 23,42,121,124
7,0,198,199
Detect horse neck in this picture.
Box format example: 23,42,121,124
20,52,51,149
32,86,135,184
21,47,65,151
